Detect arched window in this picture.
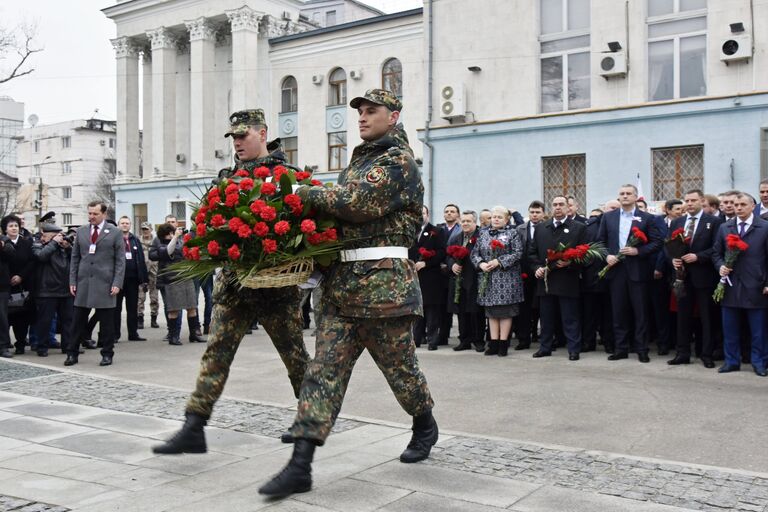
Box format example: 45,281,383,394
281,76,298,113
381,58,403,98
328,68,347,106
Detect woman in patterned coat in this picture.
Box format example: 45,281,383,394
470,206,524,356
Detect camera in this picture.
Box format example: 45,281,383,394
181,228,189,235
64,233,76,244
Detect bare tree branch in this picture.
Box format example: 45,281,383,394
0,22,42,85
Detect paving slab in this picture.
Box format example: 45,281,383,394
0,391,44,409
44,430,157,464
510,485,691,511
0,472,116,508
0,452,94,474
0,416,92,443
203,427,286,457
379,492,508,512
72,482,210,512
4,401,104,422
259,500,338,512
66,410,182,438
294,478,411,511
170,450,290,494
137,450,246,476
100,466,187,491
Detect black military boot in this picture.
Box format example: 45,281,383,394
188,317,207,343
258,439,315,496
151,314,160,328
400,410,439,463
484,340,499,356
498,340,510,357
137,315,144,330
152,413,207,454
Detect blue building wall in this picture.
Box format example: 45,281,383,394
421,93,768,215
114,177,214,228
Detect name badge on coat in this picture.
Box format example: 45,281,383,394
125,251,133,260
89,244,96,254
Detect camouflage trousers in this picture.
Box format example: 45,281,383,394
137,268,159,317
185,271,311,420
289,300,434,444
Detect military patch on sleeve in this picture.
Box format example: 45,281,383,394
365,167,385,184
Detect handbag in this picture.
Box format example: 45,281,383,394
8,289,31,314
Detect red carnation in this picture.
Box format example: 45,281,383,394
207,187,220,199
225,193,239,207
182,246,190,259
295,171,311,181
195,211,206,224
418,247,436,260
307,232,324,245
521,273,529,279
291,206,304,216
253,222,269,237
210,214,226,227
196,223,206,237
260,206,277,221
249,199,266,215
310,179,322,186
207,240,220,256
262,238,278,254
260,182,277,196
237,224,252,238
255,166,271,179
284,194,301,208
225,183,238,195
190,246,201,261
630,227,648,244
228,217,244,232
490,239,505,250
322,228,337,241
228,244,241,261
300,219,316,234
239,178,254,191
670,228,685,239
234,169,249,177
273,165,288,181
183,233,192,244
274,220,290,235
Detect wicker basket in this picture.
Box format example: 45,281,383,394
240,257,314,289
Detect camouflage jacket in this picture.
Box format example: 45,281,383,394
298,124,423,318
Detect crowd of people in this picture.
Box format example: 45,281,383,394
410,184,768,377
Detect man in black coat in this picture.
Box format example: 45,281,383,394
435,203,460,346
514,200,545,350
409,206,447,350
446,210,483,352
529,195,587,360
581,203,617,353
114,217,149,342
667,189,723,368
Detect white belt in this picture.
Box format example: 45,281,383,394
340,247,408,262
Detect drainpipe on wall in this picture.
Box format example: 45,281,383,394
424,0,435,212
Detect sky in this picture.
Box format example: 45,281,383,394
0,0,422,126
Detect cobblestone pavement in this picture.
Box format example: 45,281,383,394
0,367,362,439
0,495,68,512
428,437,768,512
3,362,768,512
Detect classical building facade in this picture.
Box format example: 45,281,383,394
106,0,768,224
15,119,117,227
0,97,23,217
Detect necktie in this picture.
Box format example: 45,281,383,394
91,225,99,244
124,237,130,252
684,216,696,239
554,221,560,229
739,221,747,237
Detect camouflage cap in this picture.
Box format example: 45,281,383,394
140,221,152,230
224,109,267,137
349,89,402,112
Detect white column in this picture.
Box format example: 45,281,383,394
185,17,216,175
226,6,262,111
141,51,152,179
146,27,177,177
111,37,140,181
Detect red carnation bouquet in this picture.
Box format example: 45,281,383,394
542,242,606,292
418,247,436,260
598,226,648,279
478,239,506,297
446,244,471,303
665,227,690,299
174,165,342,287
712,233,749,303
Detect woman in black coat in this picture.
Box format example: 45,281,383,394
2,215,34,354
445,211,483,352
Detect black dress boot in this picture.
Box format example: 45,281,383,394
484,340,499,356
152,413,207,454
151,314,160,328
498,340,510,357
188,316,207,343
168,321,182,346
400,410,439,463
258,439,315,496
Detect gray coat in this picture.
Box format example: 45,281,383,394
69,223,126,309
470,225,524,307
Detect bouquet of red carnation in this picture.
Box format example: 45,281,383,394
446,244,471,303
598,226,648,279
712,233,749,303
418,247,436,260
478,239,506,297
665,227,690,299
543,242,606,292
174,165,342,288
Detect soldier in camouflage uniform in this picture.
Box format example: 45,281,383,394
152,109,311,455
137,222,159,329
259,90,437,497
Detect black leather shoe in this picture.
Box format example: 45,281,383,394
128,335,147,341
82,340,97,350
473,343,485,352
151,315,160,328
453,343,471,351
14,346,24,355
189,331,207,343
701,357,715,369
657,348,670,356
427,344,437,351
137,317,144,330
638,353,650,363
99,356,113,366
259,440,314,496
153,413,208,454
608,352,628,361
514,342,530,351
400,411,438,463
752,366,768,377
0,348,12,358
532,350,551,358
718,364,740,373
37,351,48,357
569,353,580,361
280,431,294,444
169,336,182,346
667,356,690,365
64,355,78,366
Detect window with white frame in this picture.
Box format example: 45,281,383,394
62,213,72,225
62,186,72,199
62,162,71,174
281,76,298,113
109,138,116,149
325,10,337,26
33,165,41,177
170,201,187,228
328,132,346,172
61,136,71,148
33,140,39,153
382,58,403,98
647,0,707,101
540,0,591,113
283,137,298,166
328,68,347,106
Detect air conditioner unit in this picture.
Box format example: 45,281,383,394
311,75,323,85
349,69,363,80
214,149,224,159
282,10,292,20
439,84,466,120
599,51,627,78
175,153,186,163
720,34,752,63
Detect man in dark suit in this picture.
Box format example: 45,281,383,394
581,203,617,353
755,179,768,217
446,211,483,352
115,216,149,342
667,189,723,368
435,203,460,346
598,184,664,362
409,206,446,350
529,195,587,360
567,196,588,224
514,200,545,350
66,201,126,367
713,192,768,376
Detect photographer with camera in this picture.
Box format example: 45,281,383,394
114,216,148,342
32,223,73,357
